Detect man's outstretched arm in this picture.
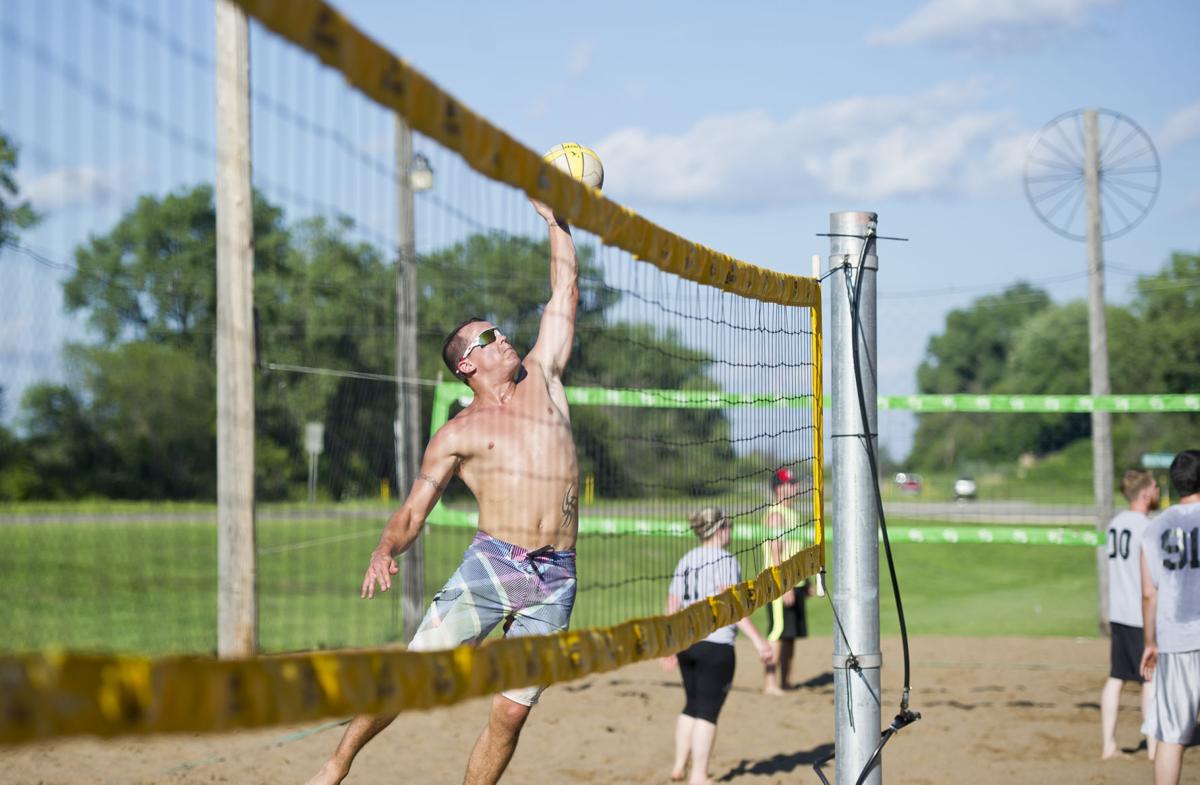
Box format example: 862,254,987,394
361,431,459,599
527,198,578,379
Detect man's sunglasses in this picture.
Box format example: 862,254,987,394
460,327,505,361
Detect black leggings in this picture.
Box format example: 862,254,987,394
678,641,736,723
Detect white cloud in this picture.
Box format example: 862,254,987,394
869,0,1118,51
1160,102,1200,151
566,40,595,77
21,165,122,211
595,79,1029,209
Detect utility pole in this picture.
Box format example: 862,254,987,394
829,211,882,785
1025,108,1160,634
1084,108,1114,633
395,115,424,642
214,0,257,658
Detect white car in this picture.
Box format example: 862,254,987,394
953,477,978,501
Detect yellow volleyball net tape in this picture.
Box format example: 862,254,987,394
0,546,820,742
231,0,817,308
0,0,823,744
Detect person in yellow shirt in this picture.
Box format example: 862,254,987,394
761,467,813,695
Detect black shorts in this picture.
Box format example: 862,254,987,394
1109,622,1144,683
766,588,807,641
678,641,736,724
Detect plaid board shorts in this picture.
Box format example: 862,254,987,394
408,531,577,706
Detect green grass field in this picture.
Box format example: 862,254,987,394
0,503,1101,656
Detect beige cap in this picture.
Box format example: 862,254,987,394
688,506,728,539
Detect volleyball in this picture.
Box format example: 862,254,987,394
543,142,604,190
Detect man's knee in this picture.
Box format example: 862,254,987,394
492,696,531,735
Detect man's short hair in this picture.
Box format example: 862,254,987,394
1120,469,1155,503
1169,450,1200,498
442,316,486,383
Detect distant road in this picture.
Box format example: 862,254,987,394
0,500,1099,526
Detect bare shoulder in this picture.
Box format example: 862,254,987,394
430,409,476,456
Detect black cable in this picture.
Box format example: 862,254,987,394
847,227,914,710
813,225,921,785
820,566,856,670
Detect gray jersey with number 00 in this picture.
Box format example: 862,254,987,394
1108,510,1151,627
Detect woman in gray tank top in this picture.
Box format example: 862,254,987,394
662,506,774,785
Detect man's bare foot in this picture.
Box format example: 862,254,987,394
763,686,784,696
669,769,686,782
305,760,349,785
1100,745,1125,760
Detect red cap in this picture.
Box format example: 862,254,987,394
771,467,798,487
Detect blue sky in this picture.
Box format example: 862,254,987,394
3,0,1199,456
325,0,1198,402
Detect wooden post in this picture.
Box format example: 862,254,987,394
395,115,424,641
214,0,257,658
1084,108,1114,634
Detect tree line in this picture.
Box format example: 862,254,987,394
908,259,1200,472
0,134,752,501
3,131,1196,499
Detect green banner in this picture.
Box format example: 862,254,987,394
427,506,692,537
884,525,1099,546
879,393,1200,413
432,383,1199,417
431,383,813,412
426,507,1099,547
426,383,1170,547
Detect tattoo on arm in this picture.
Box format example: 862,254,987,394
419,472,444,492
561,483,579,529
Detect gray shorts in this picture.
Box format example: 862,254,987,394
408,531,577,707
1150,649,1200,745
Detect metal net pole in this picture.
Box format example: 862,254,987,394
829,211,882,785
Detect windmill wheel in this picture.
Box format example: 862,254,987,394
1024,109,1160,241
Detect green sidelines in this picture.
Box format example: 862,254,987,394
428,506,1099,547
0,512,1102,658
879,524,1099,546
432,383,1199,416
565,388,811,408
428,383,814,425
879,392,1200,413
428,505,688,536
428,384,1188,539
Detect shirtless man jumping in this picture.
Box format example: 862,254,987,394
307,199,579,785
